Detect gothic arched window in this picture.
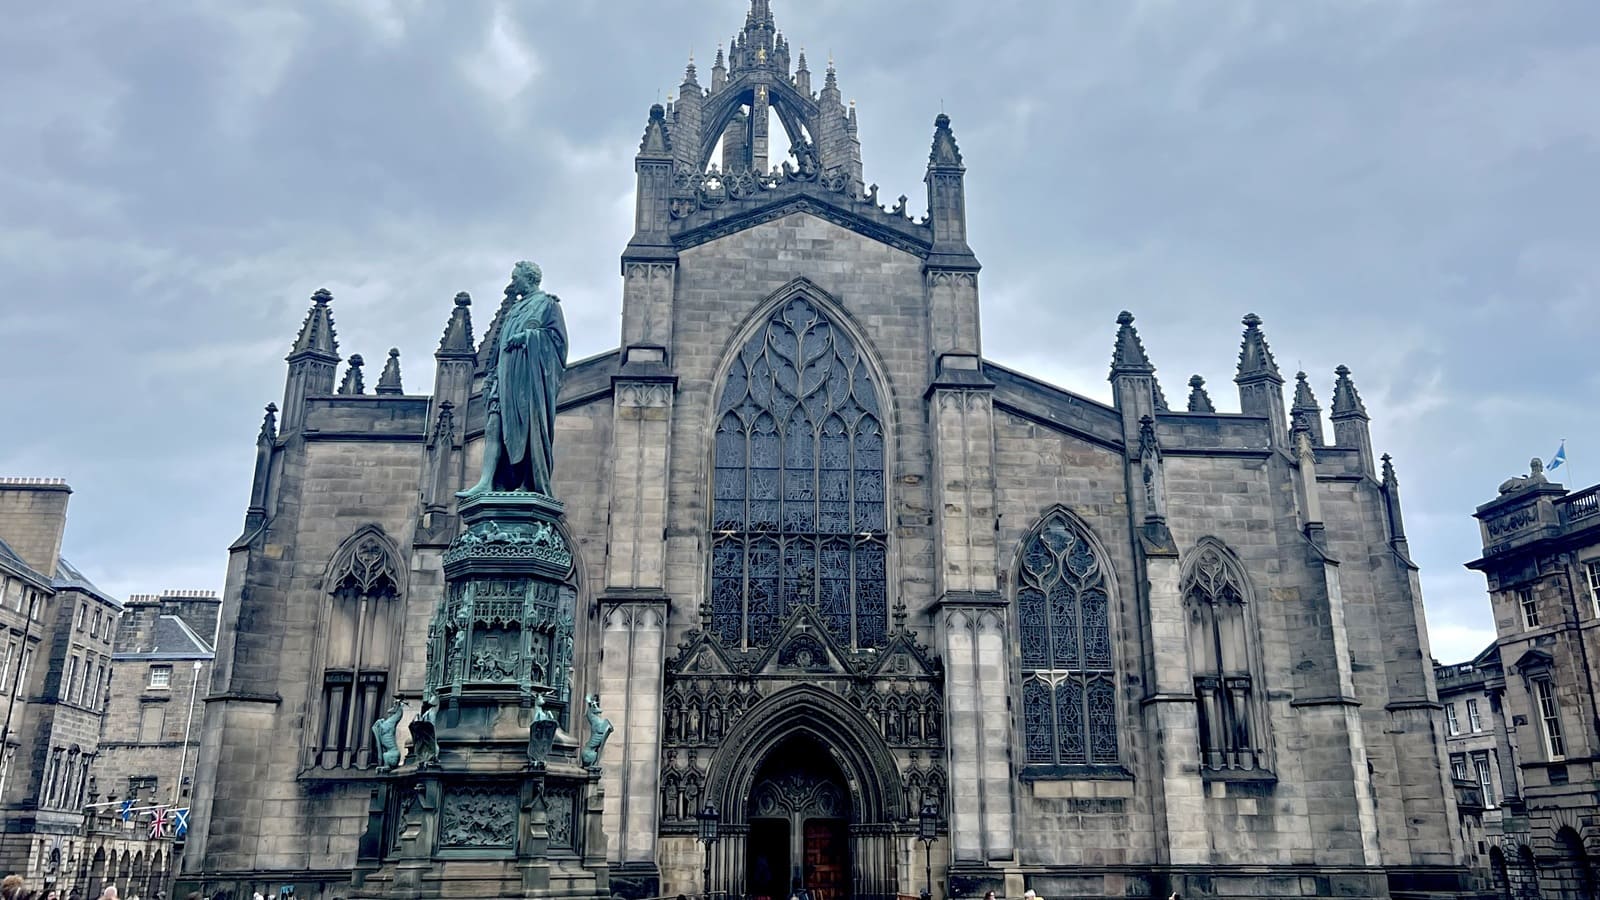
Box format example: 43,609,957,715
1016,510,1118,767
1182,539,1268,771
311,526,402,770
710,296,888,650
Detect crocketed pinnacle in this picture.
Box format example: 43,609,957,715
1381,452,1398,488
438,292,476,357
338,354,366,395
376,348,404,395
1291,371,1320,414
1187,375,1215,413
639,103,672,155
683,54,699,87
929,113,963,168
1331,364,1369,419
288,288,339,360
1109,311,1156,377
1234,313,1283,384
257,403,278,444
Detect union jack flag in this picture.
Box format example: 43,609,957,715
172,807,190,838
149,806,168,839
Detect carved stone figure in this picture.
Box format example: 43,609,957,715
407,694,440,768
528,690,559,766
581,694,614,769
372,699,406,770
459,261,568,498
1499,457,1549,495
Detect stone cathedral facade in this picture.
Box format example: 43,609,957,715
183,3,1478,899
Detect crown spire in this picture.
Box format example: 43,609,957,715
1186,375,1215,413
338,354,366,395
1234,313,1282,384
438,292,476,357
376,348,403,395
289,288,339,360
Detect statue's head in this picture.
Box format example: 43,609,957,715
511,260,542,297
1531,457,1545,476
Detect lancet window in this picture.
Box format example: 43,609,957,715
1182,540,1268,771
1016,510,1119,767
710,296,888,649
310,526,402,770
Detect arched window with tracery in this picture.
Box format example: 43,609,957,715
310,525,403,770
1182,539,1268,772
1016,510,1118,768
710,296,888,650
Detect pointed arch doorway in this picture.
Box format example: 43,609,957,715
745,735,853,900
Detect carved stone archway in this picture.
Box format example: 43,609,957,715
703,684,902,900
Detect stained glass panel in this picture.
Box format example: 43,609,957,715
1023,679,1053,764
1016,511,1117,768
708,297,889,650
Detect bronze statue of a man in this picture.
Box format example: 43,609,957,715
460,261,568,498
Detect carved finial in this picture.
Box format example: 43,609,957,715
1137,414,1160,458
699,601,713,632
258,403,278,444
929,113,964,168
640,103,672,155
289,288,339,359
892,600,909,632
1381,452,1397,487
1292,371,1320,411
376,348,403,395
1186,375,1215,413
437,291,476,357
797,49,808,71
1234,313,1283,384
338,354,366,395
684,53,698,86
1109,310,1156,377
1331,364,1369,419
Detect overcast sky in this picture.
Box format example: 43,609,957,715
3,1,1597,663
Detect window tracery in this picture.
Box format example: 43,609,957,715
710,296,888,650
311,526,403,770
1016,510,1118,767
1183,540,1267,771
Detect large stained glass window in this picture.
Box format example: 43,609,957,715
711,297,888,650
1017,510,1117,766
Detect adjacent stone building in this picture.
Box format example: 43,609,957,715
95,590,220,813
0,478,123,891
1466,464,1600,899
1435,645,1515,886
183,3,1478,898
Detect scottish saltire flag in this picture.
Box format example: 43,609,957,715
1549,441,1567,472
172,807,190,838
149,806,167,839
118,799,133,821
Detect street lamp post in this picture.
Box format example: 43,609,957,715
918,796,939,900
697,803,720,900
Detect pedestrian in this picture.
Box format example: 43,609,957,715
97,885,117,900
2,875,24,900
983,892,996,900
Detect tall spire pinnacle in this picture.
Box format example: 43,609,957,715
1186,375,1215,413
929,113,963,167
1331,365,1369,419
683,53,699,87
438,292,476,357
376,348,403,395
1109,311,1155,376
639,103,672,155
289,288,339,360
338,354,366,395
1234,313,1283,384
1291,371,1325,445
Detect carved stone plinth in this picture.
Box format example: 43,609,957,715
350,493,610,900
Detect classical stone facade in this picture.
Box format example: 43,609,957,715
1466,465,1600,900
183,3,1477,899
0,478,127,894
1434,646,1514,888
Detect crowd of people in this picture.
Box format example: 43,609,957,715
0,874,160,900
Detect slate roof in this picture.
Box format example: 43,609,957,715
54,555,113,600
115,614,214,662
